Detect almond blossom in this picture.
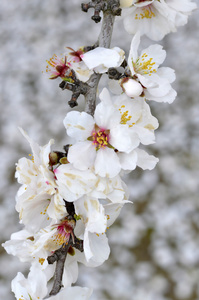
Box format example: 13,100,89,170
12,267,92,300
123,32,177,103
64,88,158,178
46,47,93,82
74,198,128,264
15,129,98,232
120,0,197,41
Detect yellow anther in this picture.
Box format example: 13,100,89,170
39,258,45,265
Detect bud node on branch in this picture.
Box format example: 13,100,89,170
107,68,123,80
81,0,120,23
59,79,89,108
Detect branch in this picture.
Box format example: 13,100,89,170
84,0,118,116
59,79,88,108
48,237,72,295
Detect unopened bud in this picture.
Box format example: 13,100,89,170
60,157,68,164
49,151,66,166
120,77,143,98
120,0,133,8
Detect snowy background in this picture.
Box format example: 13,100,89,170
0,1,199,299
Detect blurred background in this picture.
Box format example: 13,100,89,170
0,1,199,299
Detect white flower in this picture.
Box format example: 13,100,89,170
121,0,197,41
54,163,97,202
81,47,125,73
46,47,93,82
12,266,48,300
118,147,159,171
126,32,177,103
74,198,128,264
12,267,92,300
46,286,93,300
64,88,158,177
113,92,159,145
2,229,37,263
15,129,66,232
90,174,128,203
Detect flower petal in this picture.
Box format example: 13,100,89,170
64,111,94,141
94,147,121,178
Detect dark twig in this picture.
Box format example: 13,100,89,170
73,236,84,252
64,201,75,217
48,237,72,295
107,68,123,80
47,233,84,295
84,1,116,116
59,79,88,108
81,0,121,22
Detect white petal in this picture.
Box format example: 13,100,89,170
118,150,138,171
135,1,154,7
132,125,156,145
128,32,140,74
68,141,96,170
75,197,107,234
95,88,121,128
81,47,124,71
157,67,176,83
62,257,78,287
144,73,171,97
84,230,110,264
140,44,166,67
46,286,93,300
72,61,93,82
18,127,41,165
64,111,94,141
110,124,139,153
104,203,126,227
94,147,121,178
55,164,96,201
136,148,159,170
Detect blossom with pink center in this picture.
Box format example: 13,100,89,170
12,267,93,300
46,47,93,82
89,126,110,150
65,47,84,63
64,88,159,177
53,216,76,246
120,0,197,41
38,216,76,251
46,54,72,80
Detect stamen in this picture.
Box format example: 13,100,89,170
91,128,110,150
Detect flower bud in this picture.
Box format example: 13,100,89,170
120,77,143,98
120,0,133,8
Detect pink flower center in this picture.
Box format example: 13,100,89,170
53,218,75,246
46,54,71,79
92,128,110,150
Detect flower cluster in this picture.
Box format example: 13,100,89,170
120,0,197,41
3,0,196,299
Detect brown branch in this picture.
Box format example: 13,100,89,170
84,0,119,116
59,79,88,108
47,234,84,295
48,237,72,295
